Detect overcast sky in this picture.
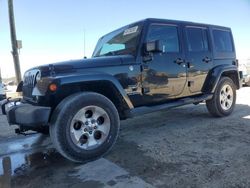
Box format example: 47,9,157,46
0,0,250,78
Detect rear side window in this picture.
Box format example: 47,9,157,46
213,30,233,52
147,25,180,52
186,27,209,52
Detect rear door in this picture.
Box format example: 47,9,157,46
184,25,213,94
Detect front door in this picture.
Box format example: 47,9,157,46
141,23,187,104
184,26,213,94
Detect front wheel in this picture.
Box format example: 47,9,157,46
206,77,236,117
50,92,120,162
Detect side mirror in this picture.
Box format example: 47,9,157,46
145,40,165,53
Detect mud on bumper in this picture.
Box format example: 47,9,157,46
1,99,51,127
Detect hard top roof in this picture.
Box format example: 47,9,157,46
142,18,231,30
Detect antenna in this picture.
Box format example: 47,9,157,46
83,29,86,58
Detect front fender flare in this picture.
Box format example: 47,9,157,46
54,73,134,109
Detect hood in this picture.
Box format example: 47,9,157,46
36,55,134,76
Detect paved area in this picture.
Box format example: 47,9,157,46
0,87,250,188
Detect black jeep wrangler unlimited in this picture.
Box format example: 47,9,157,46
1,18,240,162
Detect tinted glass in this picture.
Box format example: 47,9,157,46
213,30,233,52
147,25,180,52
186,27,209,52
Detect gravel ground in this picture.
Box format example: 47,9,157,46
107,86,250,188
0,87,249,188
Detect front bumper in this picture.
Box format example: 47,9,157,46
1,99,51,127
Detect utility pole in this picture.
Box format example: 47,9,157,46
8,0,22,84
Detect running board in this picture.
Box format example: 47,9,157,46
126,94,213,118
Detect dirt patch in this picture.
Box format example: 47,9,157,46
107,140,184,182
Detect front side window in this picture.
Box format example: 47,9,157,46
93,23,143,57
186,27,209,52
213,29,233,52
147,24,180,53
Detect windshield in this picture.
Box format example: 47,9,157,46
92,23,143,57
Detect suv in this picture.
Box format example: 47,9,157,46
0,83,6,100
239,60,250,86
1,18,240,162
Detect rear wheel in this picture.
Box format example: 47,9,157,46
206,77,236,117
50,92,120,162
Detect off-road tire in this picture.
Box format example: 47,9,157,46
206,77,236,117
49,92,120,163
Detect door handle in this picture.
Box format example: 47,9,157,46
175,58,185,65
203,57,212,63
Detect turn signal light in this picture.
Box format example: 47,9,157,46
49,83,57,92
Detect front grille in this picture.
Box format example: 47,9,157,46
23,69,40,99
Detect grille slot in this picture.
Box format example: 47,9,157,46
23,69,40,99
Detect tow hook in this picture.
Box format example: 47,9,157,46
1,97,21,115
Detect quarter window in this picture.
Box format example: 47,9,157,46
213,30,233,52
147,25,180,53
186,27,209,52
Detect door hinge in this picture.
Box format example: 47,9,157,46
143,54,153,62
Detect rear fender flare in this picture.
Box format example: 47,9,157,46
202,64,240,93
